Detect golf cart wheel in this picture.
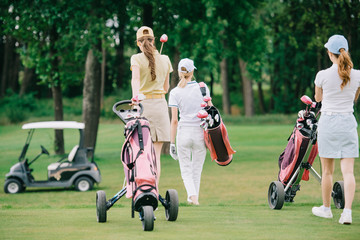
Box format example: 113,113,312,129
74,176,93,192
4,178,24,194
96,190,107,222
141,205,154,231
332,181,345,209
268,181,285,210
165,189,179,221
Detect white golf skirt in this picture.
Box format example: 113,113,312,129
318,113,359,158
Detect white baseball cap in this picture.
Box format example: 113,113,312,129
324,35,348,54
178,58,197,73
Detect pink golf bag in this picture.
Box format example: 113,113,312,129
122,117,158,211
278,127,318,185
96,100,179,231
197,82,235,166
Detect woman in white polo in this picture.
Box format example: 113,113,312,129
312,35,360,224
168,58,212,205
130,26,173,184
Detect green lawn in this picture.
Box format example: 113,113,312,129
0,123,359,240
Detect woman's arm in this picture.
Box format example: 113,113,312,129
355,87,360,102
163,73,170,93
314,86,323,102
131,65,141,97
170,107,178,143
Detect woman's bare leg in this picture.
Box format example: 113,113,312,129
153,142,163,186
340,158,355,210
320,157,335,207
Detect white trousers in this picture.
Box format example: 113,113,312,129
176,126,207,201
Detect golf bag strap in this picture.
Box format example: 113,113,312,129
199,82,206,97
122,119,147,169
133,184,157,195
136,119,144,151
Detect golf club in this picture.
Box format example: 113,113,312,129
159,34,168,54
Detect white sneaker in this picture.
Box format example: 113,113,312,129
339,212,352,225
312,205,333,218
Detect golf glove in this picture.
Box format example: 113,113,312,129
169,143,178,161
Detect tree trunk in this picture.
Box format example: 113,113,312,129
9,52,20,92
115,26,125,89
19,67,35,96
142,4,153,28
100,40,106,109
220,57,231,115
257,82,266,114
1,36,16,97
210,72,214,97
161,48,180,156
170,48,180,90
52,83,64,154
238,58,254,117
50,22,64,155
82,48,101,150
0,33,4,97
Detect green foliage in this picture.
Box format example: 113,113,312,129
1,0,360,115
1,91,37,123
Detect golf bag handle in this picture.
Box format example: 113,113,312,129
112,100,144,122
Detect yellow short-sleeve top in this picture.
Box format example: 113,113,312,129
130,50,173,95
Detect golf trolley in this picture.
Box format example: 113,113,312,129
268,96,345,210
4,121,101,194
96,100,179,231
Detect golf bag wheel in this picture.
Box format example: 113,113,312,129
4,178,24,194
96,190,107,222
165,189,179,221
74,176,93,192
332,181,345,209
141,205,154,231
268,181,285,210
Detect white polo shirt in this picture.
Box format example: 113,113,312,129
168,81,210,127
314,64,360,113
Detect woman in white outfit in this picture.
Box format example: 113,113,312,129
312,35,360,224
168,58,212,205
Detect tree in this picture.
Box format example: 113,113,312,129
83,49,101,150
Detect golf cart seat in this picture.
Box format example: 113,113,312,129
47,145,79,171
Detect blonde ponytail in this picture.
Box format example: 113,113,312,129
337,48,353,90
178,70,193,88
138,36,157,81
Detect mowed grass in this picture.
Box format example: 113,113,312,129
0,123,359,240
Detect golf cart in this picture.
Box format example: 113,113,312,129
4,121,101,194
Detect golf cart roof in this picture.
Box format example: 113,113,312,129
22,121,85,130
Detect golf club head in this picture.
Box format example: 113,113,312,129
197,110,208,118
300,95,313,105
160,34,168,42
298,110,305,119
200,120,208,130
214,114,220,122
199,82,206,88
200,102,207,107
208,118,214,127
203,96,212,102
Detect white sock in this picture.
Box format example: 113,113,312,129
343,208,352,215
322,205,331,211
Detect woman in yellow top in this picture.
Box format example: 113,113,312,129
130,26,173,184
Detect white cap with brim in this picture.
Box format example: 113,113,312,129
324,35,348,54
178,58,197,73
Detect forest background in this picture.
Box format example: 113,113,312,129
1,0,360,153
